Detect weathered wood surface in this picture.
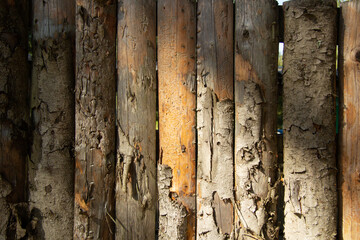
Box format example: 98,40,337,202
30,1,75,239
339,1,360,239
116,0,157,239
283,0,337,239
74,0,116,239
157,0,196,239
0,0,29,239
234,1,279,239
196,0,234,239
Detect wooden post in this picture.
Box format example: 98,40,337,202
234,1,279,239
196,0,234,239
0,0,29,238
74,1,116,239
30,1,75,239
116,0,157,239
339,1,360,239
283,0,337,239
157,0,196,239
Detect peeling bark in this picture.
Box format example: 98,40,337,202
74,0,116,239
234,1,279,239
0,0,29,238
339,1,360,239
196,0,234,239
158,164,188,240
116,1,157,239
29,1,75,239
158,0,197,239
283,1,337,239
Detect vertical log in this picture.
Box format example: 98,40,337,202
283,0,337,239
234,1,279,239
0,0,29,238
74,0,116,239
116,0,157,239
30,1,75,239
196,0,234,239
157,0,196,239
339,1,360,239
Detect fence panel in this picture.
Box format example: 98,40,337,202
116,0,157,239
0,1,29,238
339,1,360,239
196,0,234,239
157,0,197,239
30,1,75,239
234,1,279,239
283,0,337,239
74,0,117,239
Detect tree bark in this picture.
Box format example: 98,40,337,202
339,1,360,239
234,1,279,239
196,0,234,239
0,0,29,239
29,1,75,239
116,0,157,239
157,0,196,239
74,0,116,239
283,0,337,239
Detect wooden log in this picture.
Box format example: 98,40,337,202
29,1,75,239
157,0,196,239
196,0,234,239
74,0,116,239
283,0,337,239
116,0,157,239
339,1,360,239
0,0,29,238
234,1,279,239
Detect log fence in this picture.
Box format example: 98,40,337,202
0,0,359,239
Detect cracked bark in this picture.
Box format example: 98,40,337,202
234,1,279,239
196,0,234,239
0,0,29,239
29,1,75,239
74,0,116,239
116,0,157,239
339,1,360,239
283,0,337,239
158,0,196,239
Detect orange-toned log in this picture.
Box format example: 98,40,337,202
116,0,157,239
74,0,116,239
157,0,196,239
196,0,234,239
339,1,360,239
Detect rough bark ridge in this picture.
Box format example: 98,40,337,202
234,1,279,239
196,0,235,239
116,0,157,239
157,0,197,239
74,0,116,239
0,0,29,239
338,1,360,239
29,1,75,239
283,1,337,239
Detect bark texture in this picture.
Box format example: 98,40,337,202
29,1,75,239
196,0,234,239
283,0,337,239
339,1,360,239
234,1,279,239
74,0,116,239
116,0,157,239
0,0,29,239
157,0,196,239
